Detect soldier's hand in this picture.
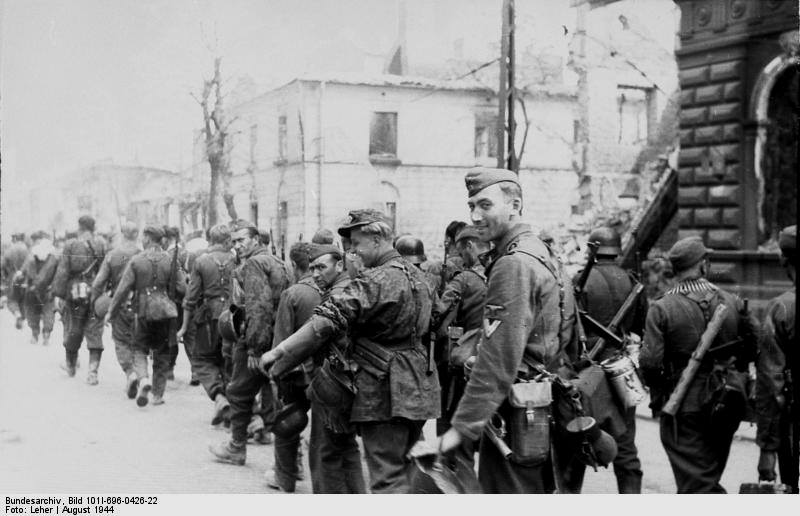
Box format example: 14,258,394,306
437,427,463,454
259,348,285,376
247,355,261,373
54,297,64,312
758,449,777,481
176,327,186,343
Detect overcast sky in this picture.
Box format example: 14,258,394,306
1,0,674,220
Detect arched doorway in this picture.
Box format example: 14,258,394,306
750,38,799,246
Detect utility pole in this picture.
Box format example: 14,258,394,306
497,0,517,172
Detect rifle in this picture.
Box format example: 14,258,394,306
269,228,277,256
661,304,728,417
168,243,179,300
574,241,600,298
585,283,645,360
438,238,449,297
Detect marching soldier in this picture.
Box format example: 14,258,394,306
756,225,798,492
21,232,58,346
208,221,290,466
52,216,108,383
260,209,440,493
3,233,30,329
177,224,235,424
571,226,647,493
640,236,759,493
163,226,189,381
108,225,185,406
436,168,579,493
266,242,322,493
305,243,366,493
91,221,141,397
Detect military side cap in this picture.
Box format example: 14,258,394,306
454,226,481,243
668,236,711,272
308,243,342,262
464,167,520,197
779,225,796,253
230,219,257,233
143,225,165,241
337,209,388,237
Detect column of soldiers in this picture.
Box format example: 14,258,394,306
2,166,796,494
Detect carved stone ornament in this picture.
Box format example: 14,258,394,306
730,0,746,19
779,30,800,58
696,5,712,27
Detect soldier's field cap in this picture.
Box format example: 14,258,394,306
668,236,711,272
454,226,481,243
308,243,342,262
143,225,165,241
779,225,796,253
464,167,520,197
230,219,257,233
337,209,388,237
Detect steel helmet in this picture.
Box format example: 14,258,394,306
395,235,427,264
271,400,310,438
588,226,622,257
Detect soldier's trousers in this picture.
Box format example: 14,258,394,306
359,418,424,494
227,341,275,444
308,403,366,493
191,318,228,400
24,292,54,336
777,412,799,493
659,410,739,493
111,308,136,375
168,305,194,370
613,407,643,493
132,318,172,398
63,299,104,353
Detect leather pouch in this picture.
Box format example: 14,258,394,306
506,379,552,465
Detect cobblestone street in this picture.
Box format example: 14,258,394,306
0,310,761,494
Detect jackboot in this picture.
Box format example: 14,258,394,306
61,350,78,377
211,394,231,426
126,372,140,399
209,440,246,465
86,349,102,385
136,379,153,407
42,332,51,346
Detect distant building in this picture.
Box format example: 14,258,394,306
208,73,579,258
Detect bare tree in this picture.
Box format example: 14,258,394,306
193,57,237,225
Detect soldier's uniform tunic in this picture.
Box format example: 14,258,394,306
271,272,322,492
21,251,58,339
2,241,29,320
52,231,108,359
92,241,140,375
756,287,798,492
572,259,648,493
450,223,578,494
182,244,235,400
640,278,758,493
227,245,291,445
307,271,366,494
109,246,185,399
434,263,487,431
276,249,440,493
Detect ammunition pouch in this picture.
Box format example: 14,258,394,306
449,327,480,369
505,378,552,465
306,357,357,434
352,339,395,379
